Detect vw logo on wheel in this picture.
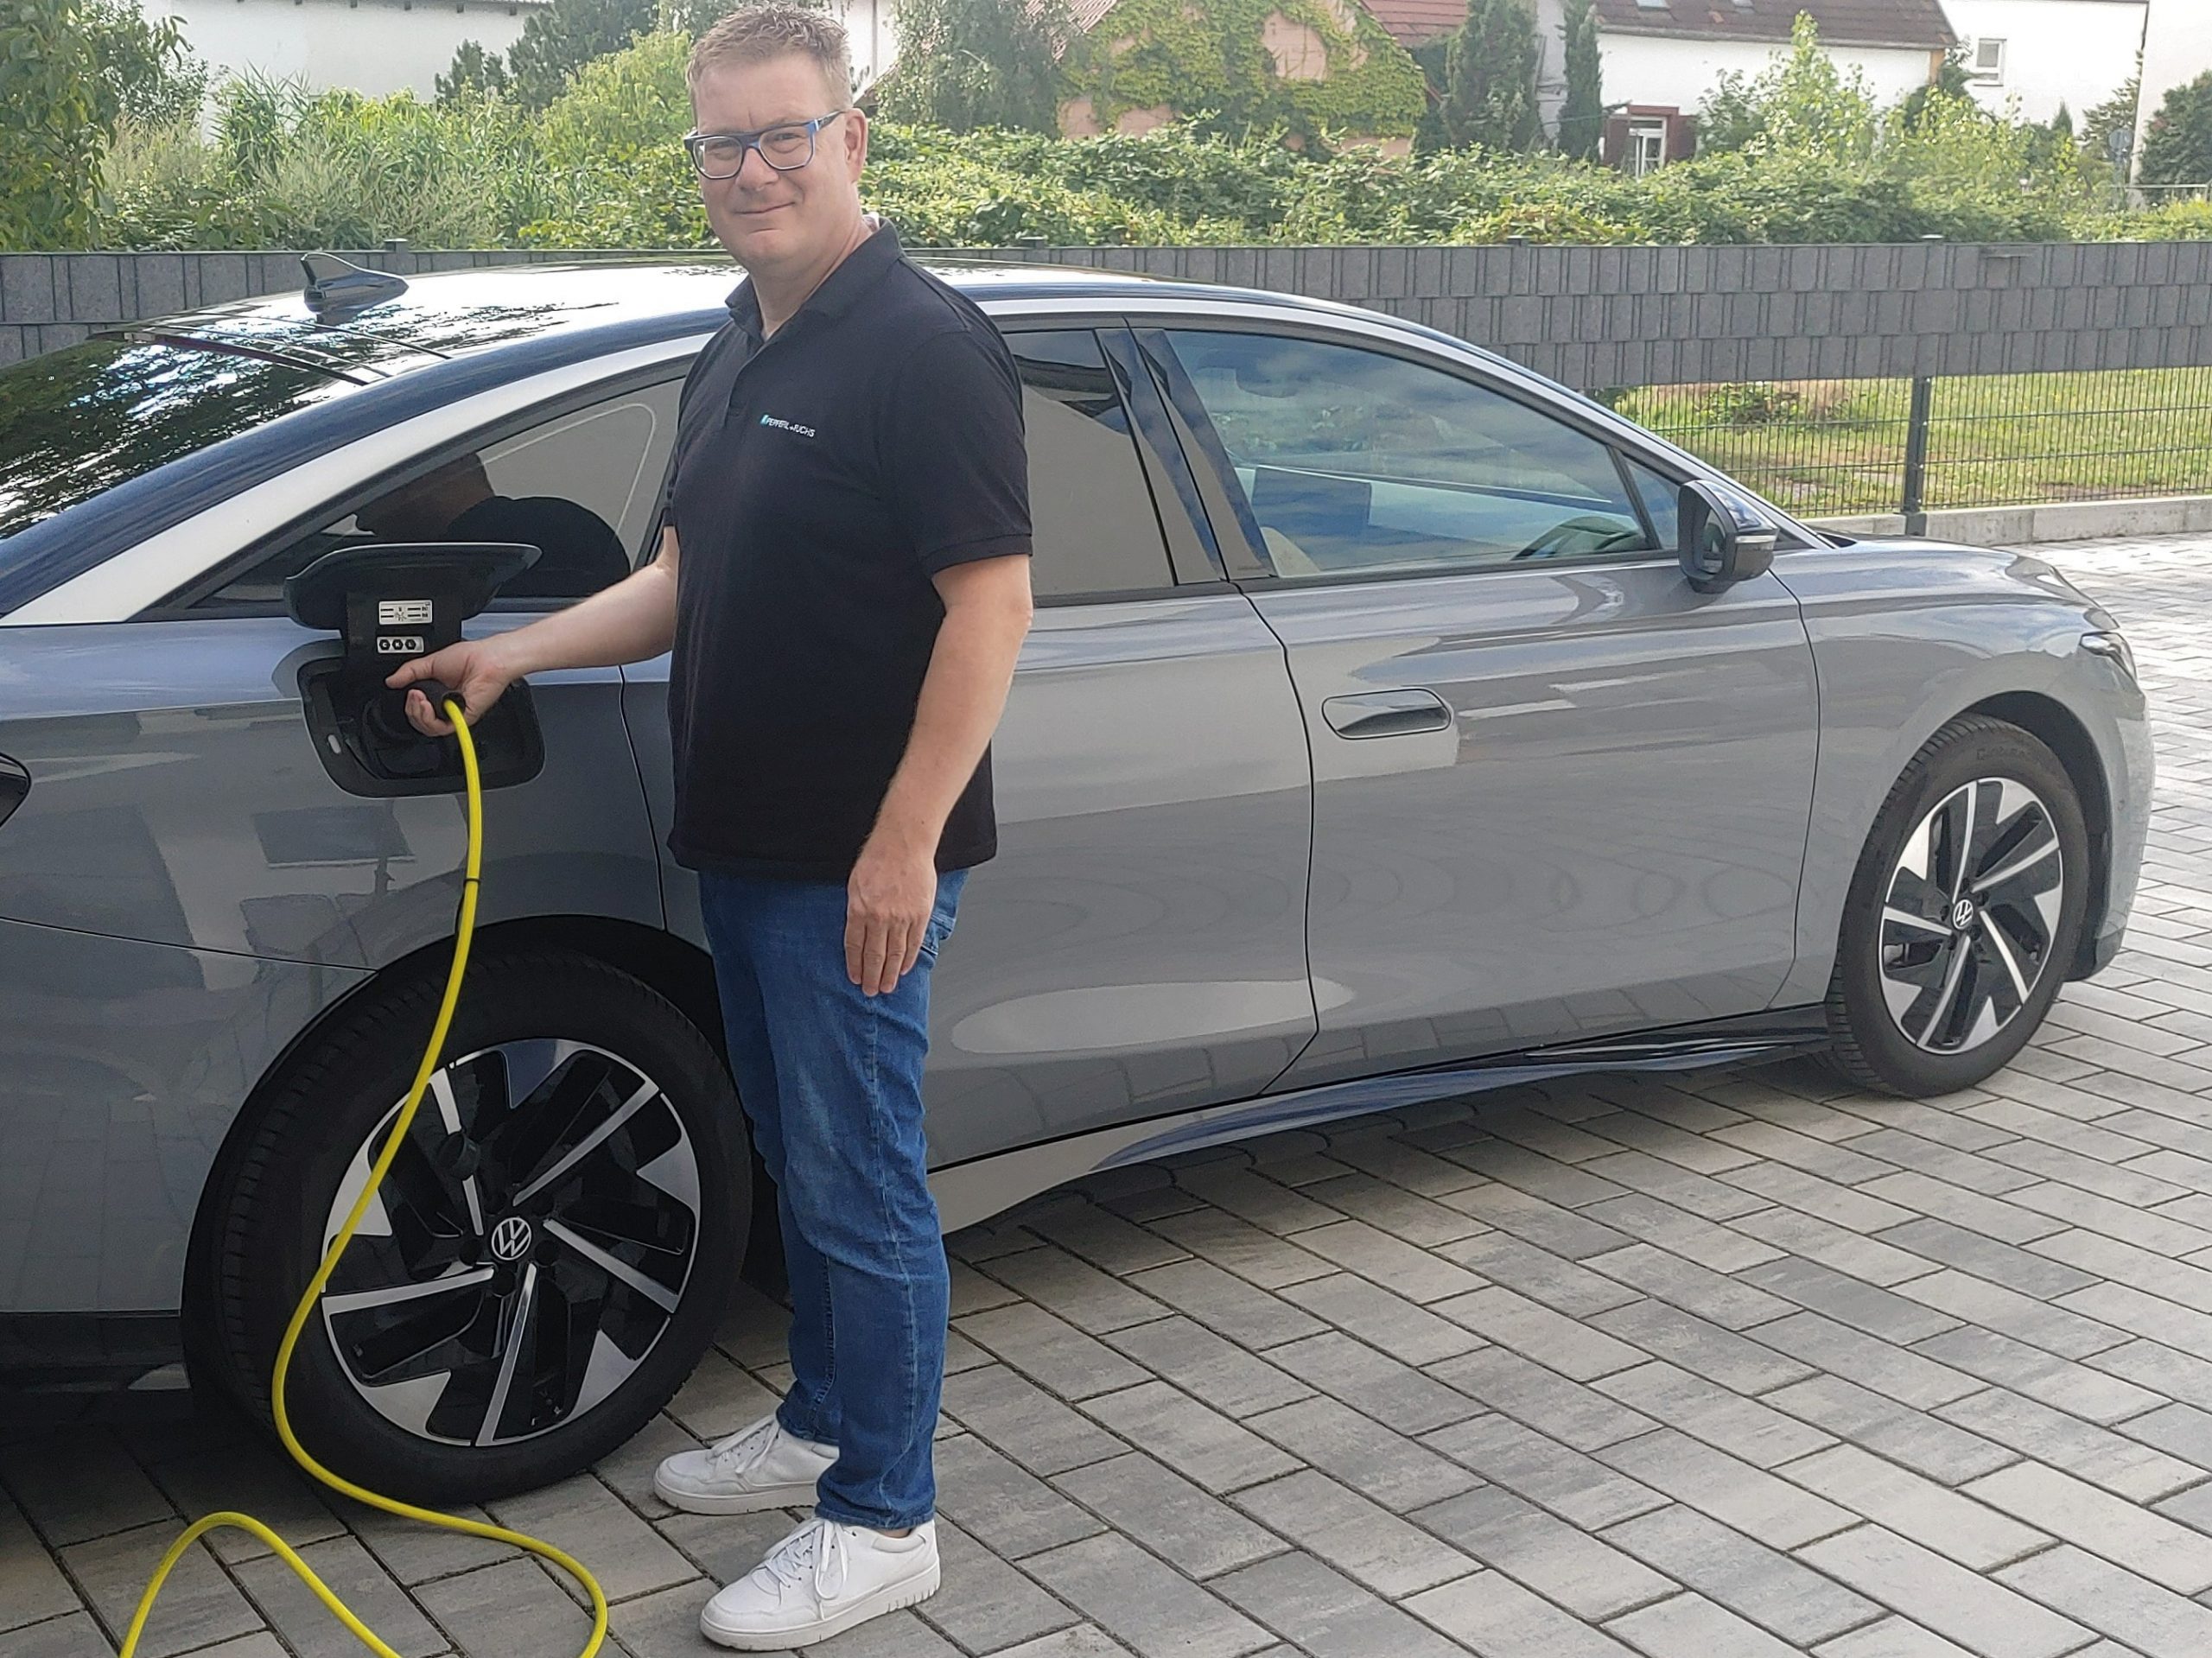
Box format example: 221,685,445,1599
1950,897,1978,931
489,1215,534,1262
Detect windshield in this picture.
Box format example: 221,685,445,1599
0,335,356,542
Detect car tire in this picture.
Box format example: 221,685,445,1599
211,949,747,1504
1826,715,2089,1097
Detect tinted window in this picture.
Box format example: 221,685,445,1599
1165,330,1655,578
1626,457,1681,551
0,336,353,543
198,379,684,609
1008,331,1174,598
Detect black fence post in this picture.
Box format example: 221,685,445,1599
1902,374,1935,534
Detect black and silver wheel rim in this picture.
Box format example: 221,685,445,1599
319,1039,701,1447
1878,777,2064,1055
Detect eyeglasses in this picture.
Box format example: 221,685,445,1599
683,111,849,179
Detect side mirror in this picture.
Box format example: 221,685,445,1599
1679,480,1781,594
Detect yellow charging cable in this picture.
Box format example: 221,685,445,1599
119,698,609,1658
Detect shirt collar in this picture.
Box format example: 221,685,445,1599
725,215,903,342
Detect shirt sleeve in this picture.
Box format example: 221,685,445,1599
880,323,1034,575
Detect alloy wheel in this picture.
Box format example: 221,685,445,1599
318,1039,701,1446
1878,777,2065,1055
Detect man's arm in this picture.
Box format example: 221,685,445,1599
845,554,1033,995
390,525,683,734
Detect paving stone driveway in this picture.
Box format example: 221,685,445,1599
8,532,2212,1658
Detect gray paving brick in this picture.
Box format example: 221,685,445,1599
1413,1483,1674,1619
1025,1532,1274,1658
1595,1361,1836,1469
1911,1325,2165,1423
1277,1272,1484,1366
1173,1166,1341,1236
1727,1165,1918,1234
1296,1218,1490,1304
1577,1109,1761,1174
1231,1471,1474,1598
1967,1461,2212,1591
924,1517,1084,1652
143,1439,342,1567
1266,1330,1481,1434
1126,1257,1328,1348
951,1255,1025,1317
1102,1314,1313,1414
1993,1542,2212,1658
1213,1549,1471,1658
1146,1207,1336,1292
1753,1313,1985,1410
1052,1453,1283,1579
1445,1182,1635,1259
957,1302,1154,1400
1604,1591,1807,1658
2089,1337,2212,1413
935,1431,1104,1560
1591,1300,1817,1394
1584,1243,1796,1330
10,1612,146,1657
1575,1151,1770,1220
1841,1130,2041,1196
1986,1136,2195,1208
1713,1120,1894,1184
1739,1258,1960,1344
984,1242,1173,1331
2117,1398,2212,1467
1421,1413,1670,1529
1299,1172,1488,1247
1774,1444,2046,1569
990,1628,1141,1658
664,1347,782,1442
486,1474,696,1602
1730,1206,1939,1288
1407,1568,1640,1657
0,1429,175,1548
1246,1394,1477,1512
1854,1172,2063,1243
2,1492,86,1632
2009,1180,2212,1256
232,1534,448,1658
1440,1230,1643,1316
1436,1286,1649,1379
944,1363,1128,1477
1430,1344,1658,1452
1322,1132,1487,1197
1602,1504,1880,1646
1797,1525,2092,1658
60,1521,264,1658
1893,1268,2127,1361
340,1496,514,1586
1086,1381,1300,1494
1596,1431,1855,1550
1018,1199,1191,1275
1581,1193,1786,1272
1936,1388,2202,1502
1810,1617,1980,1658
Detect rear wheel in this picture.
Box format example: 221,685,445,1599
1827,716,2088,1096
211,950,747,1503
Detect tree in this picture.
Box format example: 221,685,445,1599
2140,71,2212,187
1554,0,1600,161
872,0,1074,134
1439,0,1539,152
437,41,511,103
505,0,655,110
1899,43,1972,132
1698,14,1874,162
2081,64,2139,172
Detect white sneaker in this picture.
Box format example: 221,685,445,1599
699,1515,940,1650
653,1413,837,1515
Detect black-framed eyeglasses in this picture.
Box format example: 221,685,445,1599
683,111,849,179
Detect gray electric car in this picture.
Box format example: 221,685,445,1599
0,257,2152,1501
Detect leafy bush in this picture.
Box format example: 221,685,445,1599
2142,71,2212,189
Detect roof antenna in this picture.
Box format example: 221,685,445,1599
301,251,409,324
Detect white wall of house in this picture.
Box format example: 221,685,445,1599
155,0,543,98
2135,0,2212,179
1944,0,2146,125
156,0,890,101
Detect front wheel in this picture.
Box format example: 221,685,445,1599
211,950,747,1503
1827,715,2089,1096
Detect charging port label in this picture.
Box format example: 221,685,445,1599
379,600,435,626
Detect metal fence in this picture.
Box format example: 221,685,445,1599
1605,366,2212,527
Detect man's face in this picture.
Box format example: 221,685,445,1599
690,53,865,272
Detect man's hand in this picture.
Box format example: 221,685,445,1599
386,636,523,736
846,835,939,997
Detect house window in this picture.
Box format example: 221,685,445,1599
1629,118,1668,176
1970,37,2005,84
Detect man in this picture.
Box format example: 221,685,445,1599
388,7,1034,1647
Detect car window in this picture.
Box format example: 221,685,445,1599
195,378,683,610
1163,330,1655,580
1007,330,1175,598
1625,456,1681,552
0,336,354,546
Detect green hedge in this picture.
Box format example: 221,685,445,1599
86,32,2180,253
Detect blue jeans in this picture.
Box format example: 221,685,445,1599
697,868,965,1531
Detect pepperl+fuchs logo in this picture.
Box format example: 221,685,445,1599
759,413,817,437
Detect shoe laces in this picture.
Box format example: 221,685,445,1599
761,1516,848,1601
705,1416,782,1477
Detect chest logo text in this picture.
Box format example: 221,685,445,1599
758,413,817,438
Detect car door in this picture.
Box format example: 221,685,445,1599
626,324,1316,1168
1143,322,1820,1089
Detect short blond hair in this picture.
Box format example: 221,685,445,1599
687,5,852,105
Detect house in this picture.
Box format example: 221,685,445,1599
1944,1,2148,127
150,0,894,101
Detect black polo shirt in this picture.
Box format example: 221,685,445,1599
661,224,1032,881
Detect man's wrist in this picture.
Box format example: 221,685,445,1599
864,812,939,863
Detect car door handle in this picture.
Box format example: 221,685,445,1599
1321,689,1452,740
